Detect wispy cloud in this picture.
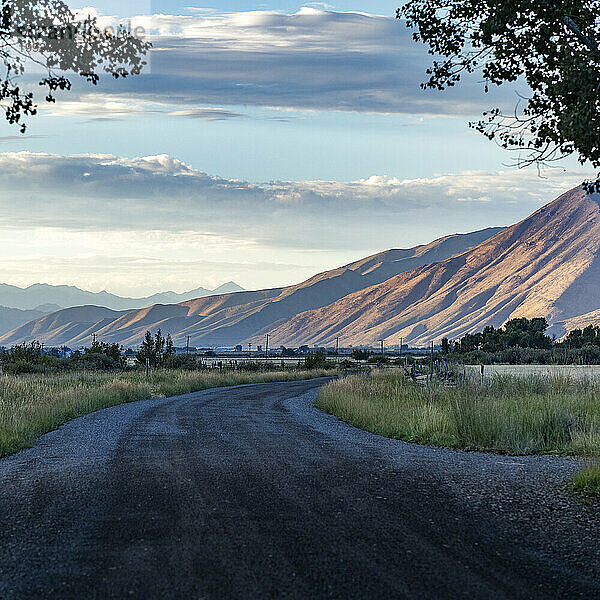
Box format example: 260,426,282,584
0,151,589,240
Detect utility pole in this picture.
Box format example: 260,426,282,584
380,339,385,357
430,340,435,382
186,335,190,354
265,334,269,359
336,337,340,356
400,337,405,368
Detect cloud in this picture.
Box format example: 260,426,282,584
0,151,590,247
0,135,49,142
43,93,248,120
44,8,521,119
0,151,590,293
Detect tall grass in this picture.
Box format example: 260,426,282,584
316,370,600,456
0,369,331,457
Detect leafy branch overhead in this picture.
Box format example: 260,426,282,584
0,0,151,131
397,0,600,190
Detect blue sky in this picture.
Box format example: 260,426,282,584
0,2,590,295
10,3,525,182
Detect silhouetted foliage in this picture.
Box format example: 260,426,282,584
445,317,600,364
164,353,201,370
0,1,150,131
453,318,552,353
304,350,328,369
398,0,600,190
441,338,450,355
562,324,600,348
78,340,125,369
352,349,372,361
454,346,600,365
0,340,125,372
367,355,391,364
0,341,49,373
3,341,43,362
136,330,175,368
86,340,122,360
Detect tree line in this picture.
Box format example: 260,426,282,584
443,318,600,364
0,329,338,374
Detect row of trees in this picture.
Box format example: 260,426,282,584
444,318,553,354
0,329,176,373
0,340,126,373
562,325,600,349
441,318,600,364
0,330,336,373
9,318,600,371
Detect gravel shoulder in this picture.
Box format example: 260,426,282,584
0,378,598,599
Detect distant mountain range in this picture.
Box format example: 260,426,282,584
0,227,502,347
0,282,244,338
0,282,244,312
8,186,600,349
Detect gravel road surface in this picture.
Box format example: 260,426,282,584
0,378,598,599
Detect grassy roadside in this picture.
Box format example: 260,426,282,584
0,368,332,458
316,370,600,497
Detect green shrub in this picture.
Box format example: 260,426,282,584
568,465,600,498
352,349,371,361
164,354,201,370
3,360,47,375
304,351,328,370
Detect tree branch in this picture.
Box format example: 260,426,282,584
561,13,600,55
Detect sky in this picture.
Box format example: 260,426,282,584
0,1,592,296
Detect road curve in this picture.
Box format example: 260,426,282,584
0,378,598,599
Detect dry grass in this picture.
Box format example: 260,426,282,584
568,464,600,498
0,369,331,457
316,370,600,456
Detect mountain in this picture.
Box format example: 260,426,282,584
263,186,600,346
0,306,47,338
0,227,502,347
0,282,245,312
0,306,128,348
212,282,245,294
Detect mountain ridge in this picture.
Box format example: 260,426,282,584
262,187,600,346
0,306,48,338
0,281,245,312
0,227,503,347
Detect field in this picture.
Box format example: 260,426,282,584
317,370,600,455
466,364,600,380
0,368,332,458
316,370,600,494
